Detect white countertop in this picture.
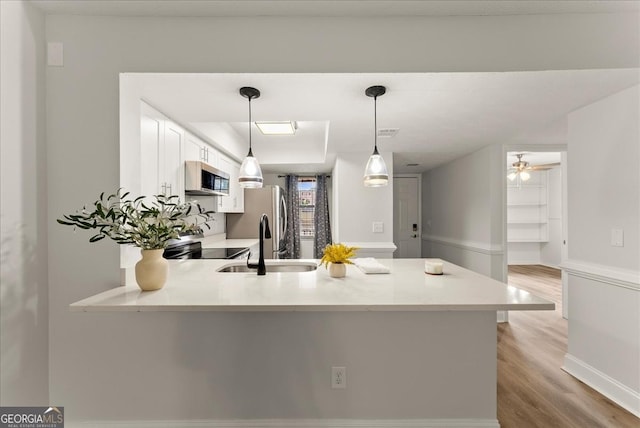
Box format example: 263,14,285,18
71,259,554,312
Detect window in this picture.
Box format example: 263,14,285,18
298,177,316,237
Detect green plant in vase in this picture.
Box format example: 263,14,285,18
58,189,215,290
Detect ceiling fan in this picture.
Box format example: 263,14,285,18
507,153,559,182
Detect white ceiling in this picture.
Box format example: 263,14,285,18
131,70,639,173
30,0,640,17
36,0,639,173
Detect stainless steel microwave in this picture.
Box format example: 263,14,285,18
185,160,230,196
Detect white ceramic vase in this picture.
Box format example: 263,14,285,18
329,262,346,278
135,249,168,291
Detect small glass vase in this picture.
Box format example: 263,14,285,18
329,262,346,278
135,249,168,291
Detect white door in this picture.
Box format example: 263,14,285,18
393,176,421,258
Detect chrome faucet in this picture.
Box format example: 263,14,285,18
247,213,271,275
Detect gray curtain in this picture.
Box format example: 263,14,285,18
284,174,301,259
313,174,332,258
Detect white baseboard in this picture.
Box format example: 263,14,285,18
563,353,640,418
76,419,500,428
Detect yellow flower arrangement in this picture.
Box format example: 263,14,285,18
319,243,359,268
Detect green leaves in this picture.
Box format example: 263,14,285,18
57,188,216,250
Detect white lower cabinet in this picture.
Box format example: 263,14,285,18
218,155,244,213
140,102,184,199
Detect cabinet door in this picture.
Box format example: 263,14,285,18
185,133,203,162
217,155,244,213
140,108,163,196
185,132,218,168
217,155,234,212
203,144,218,168
231,162,244,212
162,121,184,198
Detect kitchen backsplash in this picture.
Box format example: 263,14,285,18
186,195,225,236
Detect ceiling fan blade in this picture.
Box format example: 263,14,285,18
530,162,560,170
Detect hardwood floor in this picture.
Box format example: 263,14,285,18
497,265,639,428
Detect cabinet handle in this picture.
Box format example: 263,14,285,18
167,184,172,195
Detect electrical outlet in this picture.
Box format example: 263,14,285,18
331,366,346,389
372,222,384,233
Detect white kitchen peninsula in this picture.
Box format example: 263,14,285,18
71,259,553,427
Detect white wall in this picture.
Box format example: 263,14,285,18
422,144,505,281
333,152,395,257
18,8,637,423
563,85,640,416
0,0,49,405
541,166,563,267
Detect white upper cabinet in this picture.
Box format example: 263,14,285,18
140,102,184,199
185,131,218,167
217,154,244,213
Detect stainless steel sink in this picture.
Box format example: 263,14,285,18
217,261,318,273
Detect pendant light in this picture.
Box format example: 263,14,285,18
363,85,389,187
238,87,263,188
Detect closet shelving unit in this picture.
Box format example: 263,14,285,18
507,171,549,242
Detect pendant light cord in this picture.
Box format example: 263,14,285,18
247,96,253,156
373,95,379,155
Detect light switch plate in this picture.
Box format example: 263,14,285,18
372,222,384,233
47,42,64,67
611,229,624,247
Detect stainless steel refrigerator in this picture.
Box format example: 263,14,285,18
226,185,288,259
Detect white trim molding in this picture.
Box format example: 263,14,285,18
561,259,640,291
80,419,500,428
563,353,640,418
423,235,503,256
342,241,398,256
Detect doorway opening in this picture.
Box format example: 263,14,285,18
504,149,567,318
393,174,422,258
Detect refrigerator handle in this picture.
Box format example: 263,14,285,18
281,195,288,239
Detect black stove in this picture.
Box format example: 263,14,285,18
163,240,250,260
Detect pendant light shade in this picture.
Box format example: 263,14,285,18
238,87,263,188
364,85,389,187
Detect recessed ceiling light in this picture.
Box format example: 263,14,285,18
255,121,297,135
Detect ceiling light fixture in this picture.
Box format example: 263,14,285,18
507,154,532,183
238,87,263,188
363,85,389,187
256,121,297,135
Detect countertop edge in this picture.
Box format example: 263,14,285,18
70,303,555,313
